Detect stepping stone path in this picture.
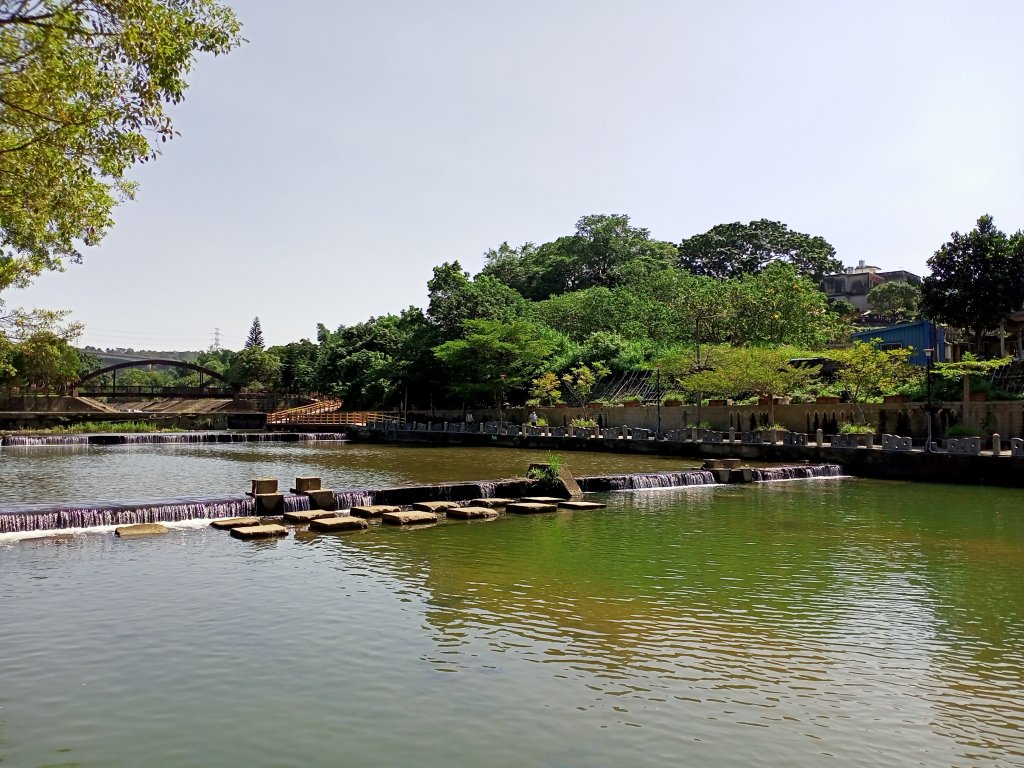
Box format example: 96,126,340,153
412,500,462,512
210,517,262,529
350,505,401,518
283,509,339,524
507,502,558,515
382,511,437,526
446,506,499,520
557,501,606,510
471,498,516,508
518,496,566,504
309,516,368,533
115,523,168,537
230,524,288,540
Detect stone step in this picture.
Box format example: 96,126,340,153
350,505,401,518
210,516,262,530
557,501,606,510
470,497,516,508
382,510,437,526
283,509,340,524
115,523,169,537
309,516,368,533
518,496,565,504
230,524,288,540
507,502,558,515
412,500,462,512
445,506,499,520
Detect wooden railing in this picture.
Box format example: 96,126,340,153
271,410,398,426
266,399,344,424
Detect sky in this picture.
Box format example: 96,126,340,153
11,0,1024,351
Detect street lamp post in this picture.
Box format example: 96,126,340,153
924,348,934,452
498,373,506,429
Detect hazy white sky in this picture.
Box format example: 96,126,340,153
13,0,1024,350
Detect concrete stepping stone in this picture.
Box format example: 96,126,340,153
210,516,262,530
283,509,339,524
350,505,401,518
470,497,516,508
309,516,368,533
230,524,288,540
115,523,168,537
412,500,461,512
445,506,499,520
382,510,438,526
557,501,606,510
518,496,565,504
507,502,558,515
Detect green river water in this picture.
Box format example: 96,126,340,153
1,443,1022,766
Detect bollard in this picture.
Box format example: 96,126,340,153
993,433,1002,456
864,433,874,449
816,429,823,448
729,427,736,444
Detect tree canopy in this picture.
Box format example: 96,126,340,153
867,280,921,322
245,317,264,349
921,215,1024,351
0,0,242,291
677,219,841,281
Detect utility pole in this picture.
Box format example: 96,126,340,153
211,328,222,352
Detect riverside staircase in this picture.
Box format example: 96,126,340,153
266,400,395,427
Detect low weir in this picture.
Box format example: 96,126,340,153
1,432,348,447
0,465,842,534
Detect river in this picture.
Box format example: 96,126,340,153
1,442,1022,766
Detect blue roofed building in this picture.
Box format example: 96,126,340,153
851,320,945,366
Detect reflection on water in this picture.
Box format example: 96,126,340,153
0,442,703,510
1,476,1022,766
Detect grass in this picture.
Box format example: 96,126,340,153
19,421,183,435
527,452,563,482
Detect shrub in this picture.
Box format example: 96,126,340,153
945,424,982,437
839,422,875,434
661,392,684,407
527,453,563,481
570,417,598,428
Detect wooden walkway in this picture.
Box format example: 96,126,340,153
266,400,396,426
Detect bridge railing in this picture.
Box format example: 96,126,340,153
76,385,238,398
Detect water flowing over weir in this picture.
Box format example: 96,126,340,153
0,432,348,447
578,469,718,492
0,489,379,534
1,435,91,446
750,464,843,481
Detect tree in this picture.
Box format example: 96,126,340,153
729,263,847,347
433,319,559,405
672,345,819,423
0,1,242,291
829,340,917,421
921,215,1024,352
11,330,82,389
677,219,842,281
226,347,280,391
245,317,264,349
867,281,921,322
479,214,676,300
